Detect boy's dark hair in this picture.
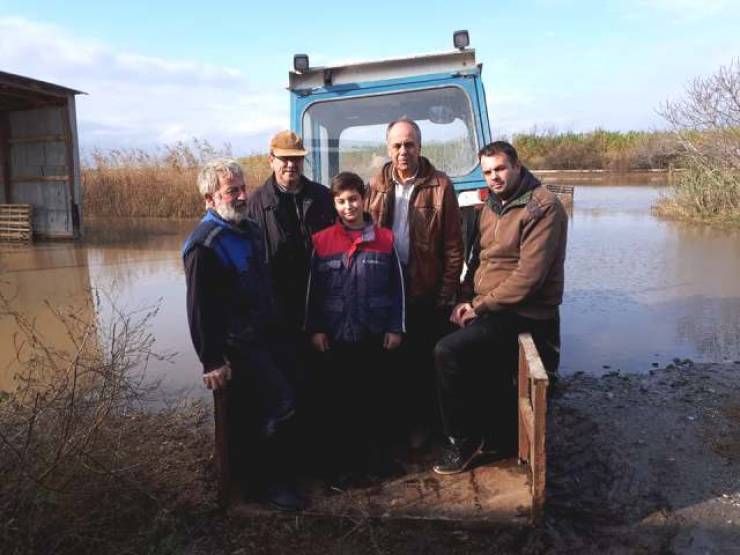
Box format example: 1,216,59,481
478,141,519,165
330,171,366,197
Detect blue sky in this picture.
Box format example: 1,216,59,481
2,0,738,154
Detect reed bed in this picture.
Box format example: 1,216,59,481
512,129,682,171
81,132,697,219
83,140,271,218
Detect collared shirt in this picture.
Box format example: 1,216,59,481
391,169,417,265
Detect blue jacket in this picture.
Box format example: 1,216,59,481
182,210,275,371
305,219,405,343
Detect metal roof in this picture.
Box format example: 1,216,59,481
0,71,85,111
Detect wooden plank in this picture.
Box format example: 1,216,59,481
532,382,547,521
0,113,10,203
518,333,548,383
518,397,534,449
517,343,529,463
517,333,550,523
60,102,78,237
10,175,70,183
213,389,231,507
8,134,65,144
233,460,532,527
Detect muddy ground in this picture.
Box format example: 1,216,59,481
173,361,739,554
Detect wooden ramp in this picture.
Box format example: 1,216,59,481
220,333,548,526
232,458,531,527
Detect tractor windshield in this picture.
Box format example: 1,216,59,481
301,86,478,184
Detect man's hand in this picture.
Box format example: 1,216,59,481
203,364,231,390
450,302,477,328
383,332,402,350
311,333,330,352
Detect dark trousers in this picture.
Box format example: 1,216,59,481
312,336,391,472
396,298,454,435
225,334,305,488
434,310,560,445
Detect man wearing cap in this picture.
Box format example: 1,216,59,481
365,117,464,447
246,131,335,335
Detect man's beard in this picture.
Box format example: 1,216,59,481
215,201,248,224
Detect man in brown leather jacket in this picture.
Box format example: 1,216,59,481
432,141,567,475
365,118,464,447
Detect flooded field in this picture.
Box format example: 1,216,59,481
1,184,739,395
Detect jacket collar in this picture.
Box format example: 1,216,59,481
258,174,312,209
203,208,250,235
486,166,541,215
374,156,438,193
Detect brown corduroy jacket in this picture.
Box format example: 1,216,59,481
365,157,463,304
464,167,568,320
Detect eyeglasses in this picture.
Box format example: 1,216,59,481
272,154,304,163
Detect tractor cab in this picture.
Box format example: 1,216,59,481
288,30,490,210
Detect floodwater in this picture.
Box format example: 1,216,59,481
1,184,739,395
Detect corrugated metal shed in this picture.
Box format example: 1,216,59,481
0,71,85,239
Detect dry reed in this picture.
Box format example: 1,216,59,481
0,288,215,554
83,139,271,218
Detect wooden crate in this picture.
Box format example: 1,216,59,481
0,204,33,242
545,183,574,206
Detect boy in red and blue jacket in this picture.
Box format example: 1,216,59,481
305,171,405,478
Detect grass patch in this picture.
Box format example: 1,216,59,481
653,161,740,225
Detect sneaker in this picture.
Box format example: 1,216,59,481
260,480,305,512
432,437,484,475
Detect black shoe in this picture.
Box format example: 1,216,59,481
432,437,484,475
260,481,305,512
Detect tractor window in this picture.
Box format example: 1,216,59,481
301,87,478,184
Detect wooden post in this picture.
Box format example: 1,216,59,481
518,342,529,463
60,100,80,236
532,378,547,520
0,113,11,204
213,388,231,507
517,333,550,523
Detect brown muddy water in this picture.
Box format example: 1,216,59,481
1,184,739,396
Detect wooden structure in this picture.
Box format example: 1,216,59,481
517,332,549,520
545,183,574,206
0,71,84,239
214,333,550,526
0,203,32,242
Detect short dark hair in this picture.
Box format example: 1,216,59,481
478,141,519,165
386,117,422,145
330,171,366,197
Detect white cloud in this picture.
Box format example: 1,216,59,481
0,16,287,152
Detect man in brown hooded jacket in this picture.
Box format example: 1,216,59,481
365,118,464,446
432,141,567,475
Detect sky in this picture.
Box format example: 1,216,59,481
1,0,738,155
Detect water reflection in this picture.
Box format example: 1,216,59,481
1,187,739,395
0,218,202,396
561,185,740,373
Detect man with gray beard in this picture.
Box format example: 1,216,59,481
183,159,304,512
